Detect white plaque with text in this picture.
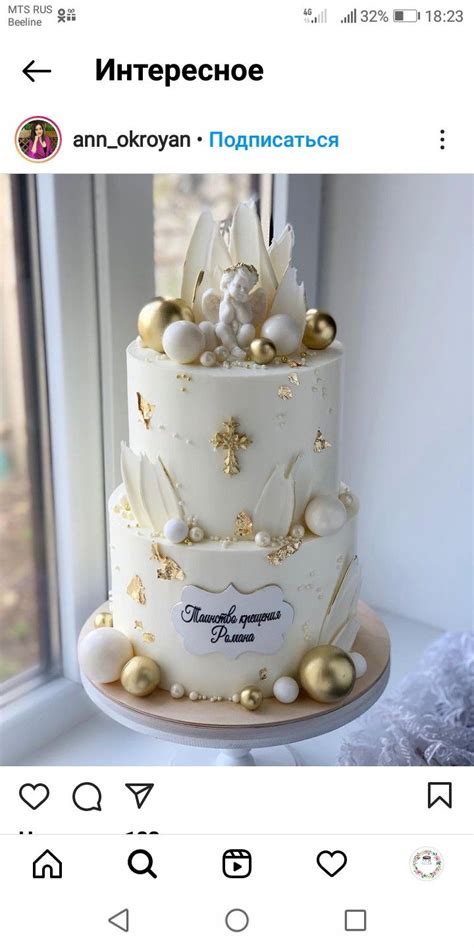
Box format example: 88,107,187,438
171,584,294,658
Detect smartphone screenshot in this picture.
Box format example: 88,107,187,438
0,1,472,944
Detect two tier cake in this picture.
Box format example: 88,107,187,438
79,203,367,712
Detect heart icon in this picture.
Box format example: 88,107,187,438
19,783,50,810
316,850,347,877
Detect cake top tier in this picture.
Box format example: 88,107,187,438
136,202,337,368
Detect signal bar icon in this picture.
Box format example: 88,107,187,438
306,8,328,22
341,8,357,22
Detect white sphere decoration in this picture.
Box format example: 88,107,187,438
78,627,133,683
199,320,217,351
170,682,185,699
200,350,217,367
189,690,199,701
273,676,300,704
164,517,188,543
231,693,241,704
261,314,302,356
189,525,204,542
162,321,204,364
349,652,368,679
255,530,271,548
290,524,305,540
304,493,347,537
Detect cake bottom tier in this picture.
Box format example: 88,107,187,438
109,485,360,698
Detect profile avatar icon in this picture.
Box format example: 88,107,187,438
16,115,62,162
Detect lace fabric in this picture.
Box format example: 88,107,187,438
339,631,474,766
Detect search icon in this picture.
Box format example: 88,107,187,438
128,849,157,879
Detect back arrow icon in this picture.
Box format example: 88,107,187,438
22,60,52,82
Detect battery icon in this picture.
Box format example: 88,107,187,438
393,9,420,20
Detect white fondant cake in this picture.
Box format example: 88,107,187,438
92,204,364,707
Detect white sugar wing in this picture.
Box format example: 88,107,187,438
120,442,151,528
293,453,314,523
253,463,295,537
331,615,361,652
269,266,306,337
229,204,277,303
181,211,214,309
269,224,294,283
320,556,362,646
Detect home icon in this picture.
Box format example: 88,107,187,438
33,849,62,879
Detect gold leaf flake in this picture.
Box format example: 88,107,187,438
134,620,143,630
278,385,293,400
113,504,121,514
259,667,268,681
287,359,303,368
151,542,185,580
176,373,191,382
137,393,155,429
142,632,155,643
127,575,146,605
234,510,253,539
267,536,302,566
313,429,332,452
210,418,252,476
288,373,300,386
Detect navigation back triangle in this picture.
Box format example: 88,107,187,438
108,909,129,932
125,783,154,809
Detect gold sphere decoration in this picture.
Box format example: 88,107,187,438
121,656,161,697
138,297,194,353
250,337,277,365
240,684,264,711
298,645,355,703
94,611,113,628
303,310,337,350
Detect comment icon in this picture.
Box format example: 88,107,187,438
72,782,102,811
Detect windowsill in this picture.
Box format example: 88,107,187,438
10,610,444,766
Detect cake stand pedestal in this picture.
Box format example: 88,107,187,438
79,602,390,766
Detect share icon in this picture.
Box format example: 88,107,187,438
125,783,154,809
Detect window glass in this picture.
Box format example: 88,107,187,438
0,175,55,692
153,174,258,297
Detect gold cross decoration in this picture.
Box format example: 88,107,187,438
210,417,252,476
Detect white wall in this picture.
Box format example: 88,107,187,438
317,174,473,630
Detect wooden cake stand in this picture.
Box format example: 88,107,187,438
79,601,390,765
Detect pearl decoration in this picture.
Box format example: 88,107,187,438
250,337,276,365
261,314,302,356
200,350,217,367
78,627,133,683
231,693,241,704
273,676,300,704
170,682,185,698
304,493,347,537
290,524,305,540
162,321,204,364
240,685,263,711
189,690,199,701
255,530,271,548
189,525,204,542
349,652,368,678
215,345,229,362
163,518,189,543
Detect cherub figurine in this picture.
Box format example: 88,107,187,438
202,263,266,358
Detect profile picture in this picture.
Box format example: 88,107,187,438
15,116,62,162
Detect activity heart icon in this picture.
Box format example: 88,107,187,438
19,783,50,810
316,850,347,877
